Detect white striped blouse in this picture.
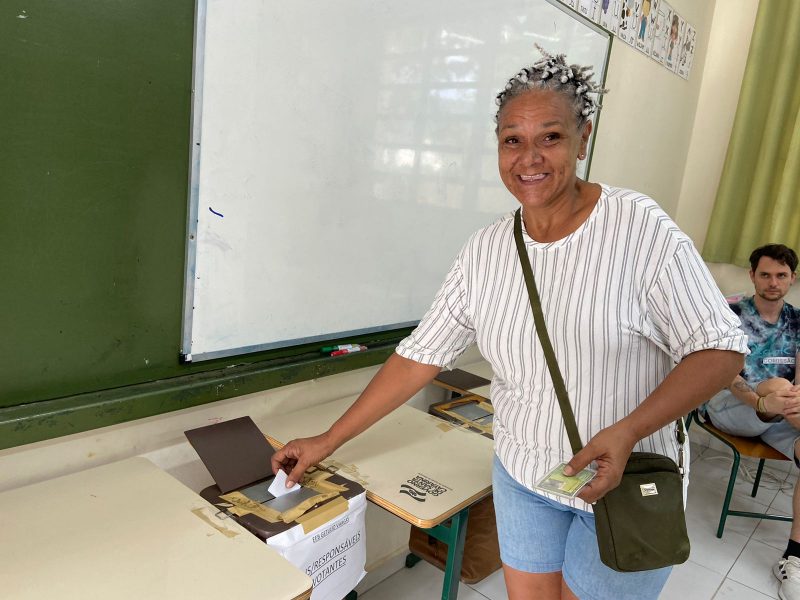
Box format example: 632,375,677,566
396,184,748,511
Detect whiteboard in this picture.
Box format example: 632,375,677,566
182,0,611,361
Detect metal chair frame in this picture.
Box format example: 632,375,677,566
687,409,792,538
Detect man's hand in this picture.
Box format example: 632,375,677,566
271,433,336,487
780,385,800,428
763,387,800,416
563,423,638,504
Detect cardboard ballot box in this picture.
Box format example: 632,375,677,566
186,417,367,600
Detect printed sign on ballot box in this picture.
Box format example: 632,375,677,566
267,492,367,600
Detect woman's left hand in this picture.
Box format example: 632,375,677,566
563,423,638,504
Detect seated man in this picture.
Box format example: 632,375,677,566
705,243,800,599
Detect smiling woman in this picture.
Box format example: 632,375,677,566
497,92,596,242
494,48,604,242
271,48,748,600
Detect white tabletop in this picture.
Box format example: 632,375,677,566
263,396,493,528
0,457,312,600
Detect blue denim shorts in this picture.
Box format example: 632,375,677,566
705,390,800,463
492,455,671,600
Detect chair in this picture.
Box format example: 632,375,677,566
687,409,792,537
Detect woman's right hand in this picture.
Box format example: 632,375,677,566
271,432,337,487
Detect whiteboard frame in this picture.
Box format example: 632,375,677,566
181,0,208,363
180,0,612,363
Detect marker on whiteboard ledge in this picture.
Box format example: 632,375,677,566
330,345,367,356
320,344,359,353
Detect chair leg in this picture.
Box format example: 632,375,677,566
717,449,741,538
752,459,766,497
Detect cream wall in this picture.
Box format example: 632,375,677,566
674,0,760,250
592,0,763,300
590,0,719,217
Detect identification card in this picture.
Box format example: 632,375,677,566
534,462,596,499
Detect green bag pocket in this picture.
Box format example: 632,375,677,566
593,452,690,572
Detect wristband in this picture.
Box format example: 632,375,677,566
757,395,767,414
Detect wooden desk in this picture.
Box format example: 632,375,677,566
264,396,494,600
0,457,312,600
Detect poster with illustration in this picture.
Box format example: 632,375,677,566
599,0,621,35
643,0,663,59
616,0,638,45
664,10,686,72
677,24,696,79
634,0,656,55
578,0,601,22
649,0,673,64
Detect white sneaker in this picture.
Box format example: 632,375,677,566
774,556,800,600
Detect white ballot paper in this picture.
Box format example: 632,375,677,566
268,469,302,498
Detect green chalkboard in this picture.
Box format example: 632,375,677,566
0,1,401,449
0,0,197,409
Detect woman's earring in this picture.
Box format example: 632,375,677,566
578,152,586,160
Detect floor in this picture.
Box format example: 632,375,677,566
360,435,796,599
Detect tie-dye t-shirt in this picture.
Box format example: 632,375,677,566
732,297,800,384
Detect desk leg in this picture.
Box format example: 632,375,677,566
440,509,468,600
409,508,470,600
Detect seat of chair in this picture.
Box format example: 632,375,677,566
695,415,789,461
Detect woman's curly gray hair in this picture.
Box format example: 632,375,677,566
495,45,607,131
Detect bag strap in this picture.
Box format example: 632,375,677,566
512,209,685,455
512,209,584,454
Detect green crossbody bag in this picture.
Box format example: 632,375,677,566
512,209,690,573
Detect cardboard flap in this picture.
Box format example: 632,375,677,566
185,416,274,494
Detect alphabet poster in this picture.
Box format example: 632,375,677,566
649,0,673,64
561,0,694,79
633,0,656,56
578,0,602,21
617,0,638,45
677,24,696,79
598,0,621,35
663,10,686,72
